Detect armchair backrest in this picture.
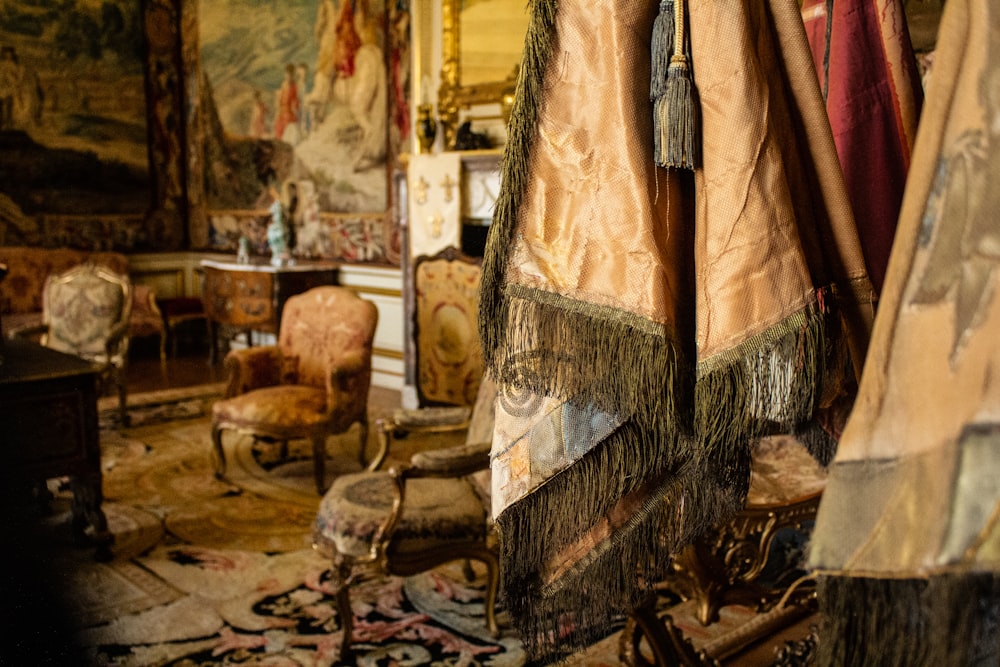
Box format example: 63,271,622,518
465,376,497,446
277,286,378,390
42,262,132,364
413,247,483,407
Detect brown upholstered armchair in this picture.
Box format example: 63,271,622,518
10,262,132,426
312,377,499,660
210,286,378,494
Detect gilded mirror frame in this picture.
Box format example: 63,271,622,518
438,0,520,148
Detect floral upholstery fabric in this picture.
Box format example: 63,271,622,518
747,435,828,507
212,385,329,438
43,264,131,365
413,250,483,406
313,471,488,558
0,246,129,333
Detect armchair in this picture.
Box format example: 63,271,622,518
363,247,483,471
129,284,167,361
312,377,499,660
10,262,132,426
210,286,378,494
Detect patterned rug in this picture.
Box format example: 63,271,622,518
24,384,623,666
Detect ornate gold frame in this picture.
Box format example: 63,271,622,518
438,0,519,148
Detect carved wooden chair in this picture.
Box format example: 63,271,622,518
210,286,378,494
12,262,132,426
366,246,483,471
312,377,499,660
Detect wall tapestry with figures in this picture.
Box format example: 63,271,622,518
186,0,409,266
0,0,185,251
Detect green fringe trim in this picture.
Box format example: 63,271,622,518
479,0,558,367
493,287,693,440
497,428,748,662
817,573,1000,666
696,301,826,469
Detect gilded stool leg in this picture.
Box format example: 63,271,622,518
482,550,500,638
368,417,391,471
357,420,369,469
312,434,327,494
210,423,227,478
333,558,355,660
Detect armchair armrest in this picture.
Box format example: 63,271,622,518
329,352,368,384
8,323,48,341
368,450,489,561
407,441,490,478
367,405,472,472
222,345,281,397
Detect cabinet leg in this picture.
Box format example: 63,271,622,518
70,473,113,561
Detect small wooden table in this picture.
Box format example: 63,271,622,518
201,259,339,362
0,337,111,560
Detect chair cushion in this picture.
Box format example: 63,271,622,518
313,471,487,558
747,435,827,507
212,385,329,436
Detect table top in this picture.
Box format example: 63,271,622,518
0,337,100,385
201,258,339,273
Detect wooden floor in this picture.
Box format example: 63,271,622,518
124,331,402,410
125,335,227,394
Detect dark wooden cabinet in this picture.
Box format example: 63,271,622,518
0,337,110,559
200,259,339,361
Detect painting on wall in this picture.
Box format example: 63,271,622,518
189,0,409,265
0,0,183,251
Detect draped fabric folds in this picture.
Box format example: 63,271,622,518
803,0,924,295
808,1,1000,663
479,0,873,660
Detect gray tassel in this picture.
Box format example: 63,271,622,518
652,0,698,170
650,0,675,100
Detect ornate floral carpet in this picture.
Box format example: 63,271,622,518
18,384,623,666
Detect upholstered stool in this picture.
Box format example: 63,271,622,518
314,471,489,559
312,447,498,659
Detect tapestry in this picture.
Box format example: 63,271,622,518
189,0,409,265
480,0,872,660
808,0,1000,664
0,1,184,252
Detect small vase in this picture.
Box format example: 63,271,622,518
416,104,437,154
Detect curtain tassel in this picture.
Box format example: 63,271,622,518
652,0,698,170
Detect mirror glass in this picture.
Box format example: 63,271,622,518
459,0,529,86
439,0,529,145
